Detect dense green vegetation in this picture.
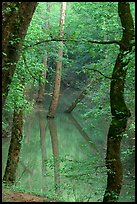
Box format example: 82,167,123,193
3,2,135,117
2,2,135,202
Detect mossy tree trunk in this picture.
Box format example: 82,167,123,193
103,2,134,202
2,2,38,109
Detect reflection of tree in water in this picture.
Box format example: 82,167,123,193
48,118,60,196
38,106,48,192
66,113,98,154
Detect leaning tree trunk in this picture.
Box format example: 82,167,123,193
2,2,38,109
103,2,134,202
64,81,92,113
65,88,88,113
47,2,66,118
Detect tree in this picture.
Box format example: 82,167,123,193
47,2,67,118
103,2,134,202
2,66,30,185
2,2,134,201
65,89,88,113
3,107,23,184
2,2,38,109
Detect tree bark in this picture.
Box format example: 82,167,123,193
47,2,66,118
3,66,28,185
2,2,38,109
103,2,134,202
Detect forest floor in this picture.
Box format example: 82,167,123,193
2,188,59,202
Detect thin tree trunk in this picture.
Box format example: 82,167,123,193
65,89,88,113
2,2,38,109
103,2,134,202
64,82,92,113
47,2,66,118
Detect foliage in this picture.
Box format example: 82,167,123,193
2,1,135,202
5,2,134,111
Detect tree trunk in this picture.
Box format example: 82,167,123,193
3,70,27,185
65,89,88,113
103,2,134,202
3,108,23,185
2,2,38,109
47,2,66,118
64,82,92,113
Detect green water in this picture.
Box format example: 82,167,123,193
2,102,135,202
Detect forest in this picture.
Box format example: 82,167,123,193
2,2,135,202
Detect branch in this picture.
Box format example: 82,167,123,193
23,38,121,50
86,68,113,79
88,39,121,45
23,39,54,50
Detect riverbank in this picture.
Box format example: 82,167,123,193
2,188,59,202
